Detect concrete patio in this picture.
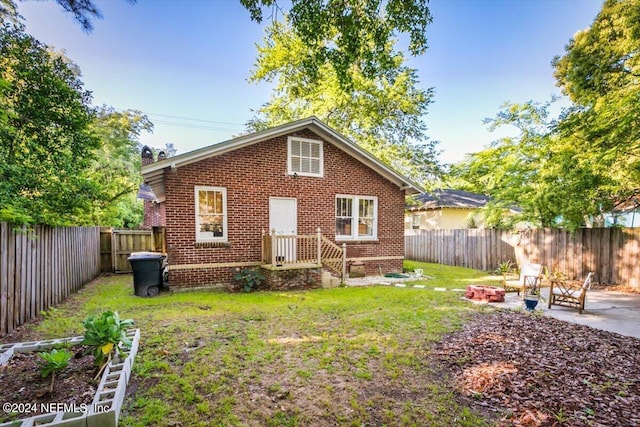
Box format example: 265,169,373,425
345,275,640,339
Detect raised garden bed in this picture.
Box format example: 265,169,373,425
0,329,140,427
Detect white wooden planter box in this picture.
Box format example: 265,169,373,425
0,329,140,427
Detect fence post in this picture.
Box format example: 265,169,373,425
271,228,277,266
342,243,347,283
111,229,117,273
0,222,8,335
317,227,322,265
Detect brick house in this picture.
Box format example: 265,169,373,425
141,117,422,290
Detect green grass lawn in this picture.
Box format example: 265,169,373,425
6,262,503,426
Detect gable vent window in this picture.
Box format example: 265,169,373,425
288,136,323,177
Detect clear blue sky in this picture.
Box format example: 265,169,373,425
20,0,603,164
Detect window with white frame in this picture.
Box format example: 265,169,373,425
335,195,377,240
288,136,323,177
195,186,227,242
412,214,421,230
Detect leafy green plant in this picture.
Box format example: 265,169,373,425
525,286,540,297
234,268,265,292
82,310,134,379
549,269,568,280
495,260,516,276
38,348,72,393
464,214,480,229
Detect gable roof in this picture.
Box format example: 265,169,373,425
611,189,640,213
408,189,490,211
142,116,423,201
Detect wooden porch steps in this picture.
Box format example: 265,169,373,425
261,228,346,281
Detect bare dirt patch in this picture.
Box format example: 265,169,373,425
433,310,640,426
0,345,98,423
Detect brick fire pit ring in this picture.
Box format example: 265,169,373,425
465,285,505,303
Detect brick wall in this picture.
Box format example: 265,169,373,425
164,129,406,288
143,201,166,228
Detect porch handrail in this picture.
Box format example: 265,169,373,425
261,228,346,281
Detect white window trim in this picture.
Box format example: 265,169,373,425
195,186,228,242
287,136,324,177
335,195,378,241
412,214,421,230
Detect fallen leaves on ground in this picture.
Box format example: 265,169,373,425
433,310,640,426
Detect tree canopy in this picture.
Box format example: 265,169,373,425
449,0,640,230
553,0,640,105
82,106,153,227
248,19,440,185
0,22,154,226
448,100,613,229
3,0,431,88
553,0,640,209
241,0,432,88
0,23,99,225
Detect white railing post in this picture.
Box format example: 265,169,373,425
317,227,322,266
271,228,277,266
342,243,347,282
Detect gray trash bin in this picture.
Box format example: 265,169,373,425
128,252,166,297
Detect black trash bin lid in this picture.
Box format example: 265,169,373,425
128,251,165,260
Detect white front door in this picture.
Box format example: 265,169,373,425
269,197,297,263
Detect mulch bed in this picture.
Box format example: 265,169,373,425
0,345,98,423
433,310,640,426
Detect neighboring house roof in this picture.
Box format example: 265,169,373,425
408,189,490,211
141,116,423,202
611,190,640,213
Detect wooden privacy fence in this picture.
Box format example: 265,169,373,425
405,228,640,289
0,222,101,336
100,227,165,273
